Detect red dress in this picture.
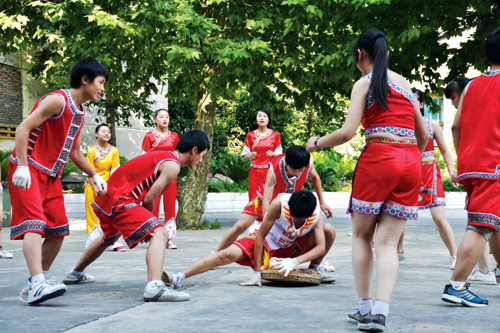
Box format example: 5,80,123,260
141,130,180,228
348,73,421,220
242,130,282,201
418,118,445,209
458,70,500,229
9,89,85,239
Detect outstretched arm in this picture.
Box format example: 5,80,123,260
252,197,282,273
308,164,332,218
432,121,458,187
143,161,180,212
261,169,276,215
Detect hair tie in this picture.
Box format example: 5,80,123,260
374,33,385,41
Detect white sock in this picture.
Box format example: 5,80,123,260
147,280,164,289
31,274,45,289
450,280,466,289
359,298,372,315
70,269,84,277
372,299,389,317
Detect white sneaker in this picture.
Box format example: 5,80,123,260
449,256,456,270
398,252,407,261
0,247,13,259
161,271,184,288
312,267,336,283
493,266,500,283
167,239,178,249
319,258,335,272
23,277,61,295
28,281,67,304
143,283,190,302
63,271,96,284
466,270,497,285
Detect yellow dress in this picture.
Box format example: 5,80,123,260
84,144,120,247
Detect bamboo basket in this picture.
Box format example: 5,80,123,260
261,268,321,285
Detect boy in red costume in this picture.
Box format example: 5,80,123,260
9,57,108,304
63,130,210,302
441,27,500,308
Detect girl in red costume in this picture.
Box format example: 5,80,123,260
242,107,282,201
142,108,180,249
306,29,428,331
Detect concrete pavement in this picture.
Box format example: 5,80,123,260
1,208,500,332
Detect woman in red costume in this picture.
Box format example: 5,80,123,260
306,29,428,331
242,107,282,202
142,108,180,249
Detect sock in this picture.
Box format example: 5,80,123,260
450,280,466,289
479,268,490,275
43,270,49,277
31,274,45,289
173,272,186,286
372,299,389,317
358,298,372,315
70,269,84,277
147,280,164,289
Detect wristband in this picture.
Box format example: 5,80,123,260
314,137,321,149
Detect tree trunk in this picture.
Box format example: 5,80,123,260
306,107,315,137
176,84,216,228
105,96,117,147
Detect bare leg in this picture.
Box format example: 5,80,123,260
183,244,247,278
215,214,257,251
23,232,43,277
430,206,457,257
351,212,378,299
397,229,405,255
373,213,406,302
146,227,168,281
452,230,487,281
73,235,109,272
476,243,491,272
41,237,64,271
490,231,500,268
309,223,336,265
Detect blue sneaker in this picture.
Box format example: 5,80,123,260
441,283,488,307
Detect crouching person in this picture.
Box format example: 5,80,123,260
164,189,336,288
62,129,210,302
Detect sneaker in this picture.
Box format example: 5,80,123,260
358,314,386,332
0,247,13,259
111,242,126,252
449,256,456,270
23,277,61,295
347,308,370,325
63,271,96,284
319,258,335,272
167,239,178,249
398,252,406,261
441,283,488,307
143,283,189,302
28,281,67,305
161,271,184,288
312,266,336,283
493,266,500,283
466,270,497,285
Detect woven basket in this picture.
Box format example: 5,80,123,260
261,268,321,285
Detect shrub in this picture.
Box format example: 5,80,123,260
442,179,465,192
307,150,357,192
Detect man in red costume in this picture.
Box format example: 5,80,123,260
9,57,108,305
441,27,500,307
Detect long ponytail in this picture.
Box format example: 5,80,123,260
352,29,389,110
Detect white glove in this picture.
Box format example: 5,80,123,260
275,258,299,277
239,271,262,287
12,165,31,190
92,174,107,195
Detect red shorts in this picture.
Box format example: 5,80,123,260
93,204,163,249
418,160,445,209
462,178,500,230
232,234,309,267
242,197,264,220
8,162,69,240
348,142,421,220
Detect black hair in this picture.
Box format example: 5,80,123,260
485,27,500,65
288,189,317,218
352,29,389,110
444,77,471,99
285,145,310,170
256,107,272,127
154,108,169,119
411,88,425,116
70,57,109,88
176,129,210,153
95,123,110,133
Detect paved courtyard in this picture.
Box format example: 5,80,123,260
1,208,499,332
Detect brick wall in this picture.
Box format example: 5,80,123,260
0,63,22,125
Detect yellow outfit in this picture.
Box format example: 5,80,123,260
84,144,120,246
